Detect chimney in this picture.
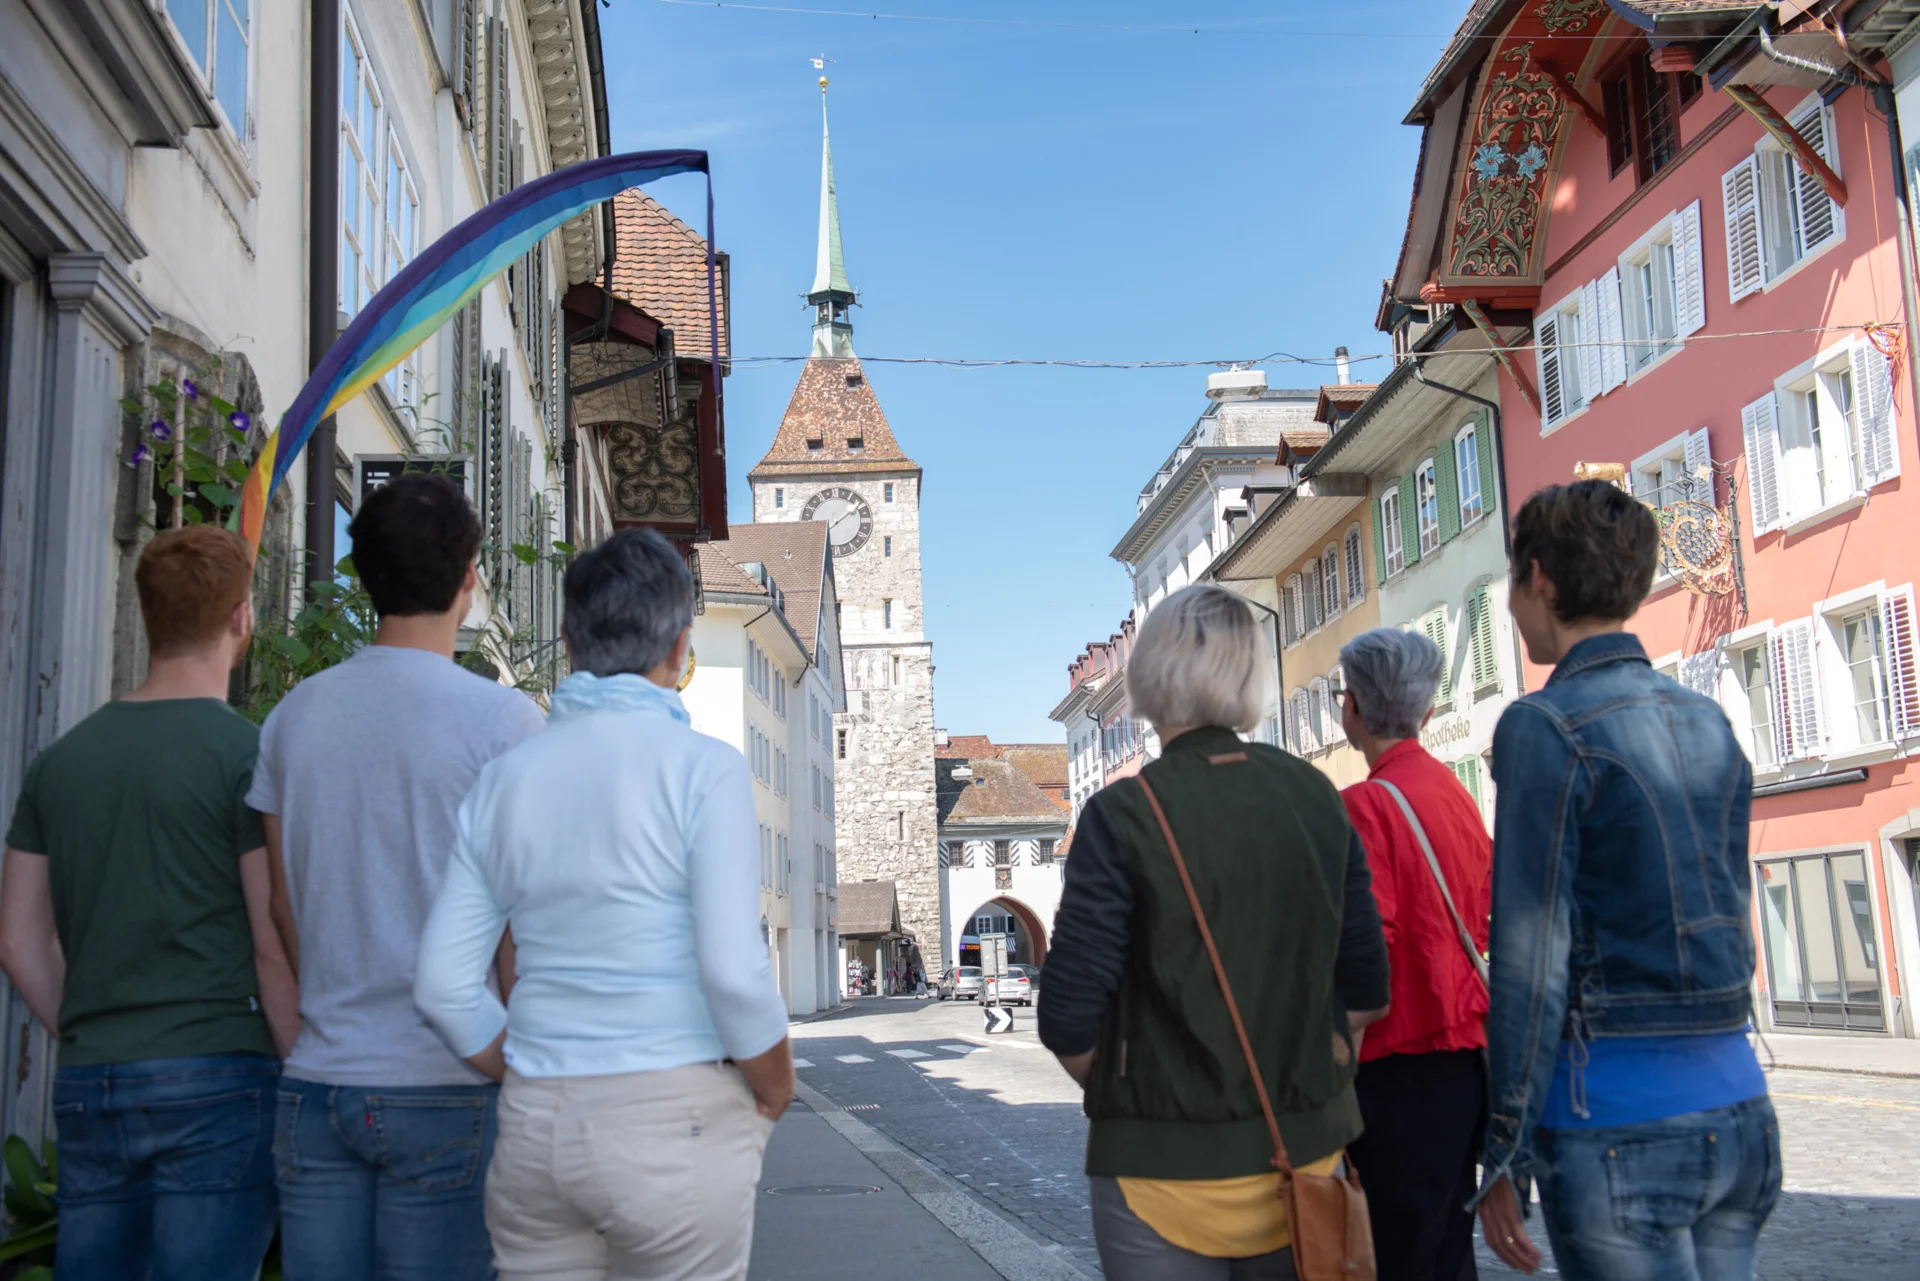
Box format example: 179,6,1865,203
1334,346,1352,385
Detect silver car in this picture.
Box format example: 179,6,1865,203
938,966,984,1000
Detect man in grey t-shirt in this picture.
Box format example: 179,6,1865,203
252,475,544,1281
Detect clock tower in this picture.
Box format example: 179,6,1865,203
749,83,940,969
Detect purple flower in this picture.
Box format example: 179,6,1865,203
181,379,199,401
228,410,251,432
149,420,172,441
129,444,152,467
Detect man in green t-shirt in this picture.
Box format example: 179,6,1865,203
0,525,297,1281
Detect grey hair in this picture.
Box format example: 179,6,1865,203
1126,585,1271,733
562,527,695,678
1339,627,1443,739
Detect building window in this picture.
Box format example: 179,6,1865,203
1343,525,1366,602
847,435,864,452
1603,51,1687,184
1380,491,1405,578
1623,229,1678,372
993,839,1011,867
167,0,251,139
806,436,823,453
340,14,382,318
1282,574,1303,647
1535,293,1589,428
1454,425,1485,527
1729,641,1779,769
883,599,893,629
1421,608,1453,705
884,482,895,502
890,654,902,685
837,728,848,760
775,488,785,509
1632,428,1713,512
383,133,419,412
1744,339,1898,533
1320,545,1342,623
1415,461,1440,556
1841,607,1893,746
1723,95,1844,303
884,536,893,558
895,811,906,841
1037,838,1056,864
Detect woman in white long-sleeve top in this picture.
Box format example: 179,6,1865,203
414,527,794,1281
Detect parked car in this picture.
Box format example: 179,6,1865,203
937,966,984,1000
992,970,1033,1006
1009,964,1041,991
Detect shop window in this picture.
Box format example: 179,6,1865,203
1758,853,1885,1032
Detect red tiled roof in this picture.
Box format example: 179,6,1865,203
936,734,997,760
694,543,766,597
749,358,919,479
999,745,1068,792
711,522,832,657
610,190,728,363
945,759,1066,824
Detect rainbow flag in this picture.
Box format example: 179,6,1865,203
238,148,713,552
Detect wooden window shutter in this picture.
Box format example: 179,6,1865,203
1684,427,1713,503
1771,619,1822,761
1679,650,1719,700
1882,586,1920,740
1536,313,1566,426
1469,585,1498,691
1456,755,1482,806
1672,199,1707,336
1282,575,1300,646
1345,526,1366,602
1789,100,1841,255
1596,267,1628,393
1849,337,1900,487
488,356,509,588
490,17,510,199
1435,439,1460,543
450,304,470,450
1740,392,1784,532
1576,281,1604,401
1425,609,1452,701
1398,473,1421,564
1304,561,1321,632
454,0,478,128
1722,155,1766,302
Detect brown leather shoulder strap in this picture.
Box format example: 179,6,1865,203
1135,775,1294,1178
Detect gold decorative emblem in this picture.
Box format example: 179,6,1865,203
677,646,697,691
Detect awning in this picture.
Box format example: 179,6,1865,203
1207,474,1368,584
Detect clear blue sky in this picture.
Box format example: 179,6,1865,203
600,0,1470,743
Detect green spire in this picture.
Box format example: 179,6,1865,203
809,84,856,357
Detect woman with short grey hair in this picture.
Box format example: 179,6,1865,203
1039,585,1391,1279
1335,626,1493,1281
415,527,793,1280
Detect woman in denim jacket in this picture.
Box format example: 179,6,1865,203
1478,482,1777,1281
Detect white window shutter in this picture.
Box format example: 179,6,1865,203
1577,281,1604,402
1849,337,1901,487
1536,314,1566,425
1679,650,1719,699
1772,619,1823,760
1882,586,1920,740
1790,101,1842,255
1722,156,1766,302
1685,427,1714,503
1741,392,1784,532
1597,267,1628,393
1673,200,1707,336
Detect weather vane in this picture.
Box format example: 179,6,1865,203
811,54,834,91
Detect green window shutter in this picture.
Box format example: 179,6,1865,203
1399,473,1421,564
1435,445,1460,543
1475,409,1496,517
1458,755,1482,806
1424,609,1452,701
1470,584,1498,691
1371,496,1388,584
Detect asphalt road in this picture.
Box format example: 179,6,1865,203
792,997,1920,1280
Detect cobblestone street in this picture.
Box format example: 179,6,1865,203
793,1000,1920,1280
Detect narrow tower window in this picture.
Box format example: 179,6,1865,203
884,536,893,558
774,488,785,509
884,482,895,502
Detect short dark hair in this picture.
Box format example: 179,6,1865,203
563,527,695,677
349,473,482,617
137,526,253,657
1510,480,1660,623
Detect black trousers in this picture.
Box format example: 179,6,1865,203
1346,1048,1487,1281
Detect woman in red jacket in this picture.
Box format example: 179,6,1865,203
1337,627,1492,1281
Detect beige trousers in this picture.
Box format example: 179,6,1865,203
485,1062,774,1281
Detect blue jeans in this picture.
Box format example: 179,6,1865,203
51,1054,278,1281
1535,1095,1782,1281
274,1077,499,1281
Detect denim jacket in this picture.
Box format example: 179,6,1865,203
1479,632,1755,1189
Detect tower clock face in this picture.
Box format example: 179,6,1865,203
802,486,873,557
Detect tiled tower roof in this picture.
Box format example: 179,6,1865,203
748,357,919,479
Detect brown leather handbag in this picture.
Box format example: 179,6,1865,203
1137,776,1376,1281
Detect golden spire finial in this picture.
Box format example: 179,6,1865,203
819,76,829,91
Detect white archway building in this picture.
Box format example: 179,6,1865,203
935,746,1071,973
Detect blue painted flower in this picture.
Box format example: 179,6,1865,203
1472,142,1507,181
1515,143,1548,180
229,410,251,432
129,443,152,467
181,379,199,400
149,420,171,441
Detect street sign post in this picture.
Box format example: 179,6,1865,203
983,1005,1015,1034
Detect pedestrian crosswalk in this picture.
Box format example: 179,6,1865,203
834,1054,873,1063
794,1040,1046,1068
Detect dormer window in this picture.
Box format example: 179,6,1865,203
846,436,864,452
845,374,864,388
806,437,823,453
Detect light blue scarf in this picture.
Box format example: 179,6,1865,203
548,671,692,725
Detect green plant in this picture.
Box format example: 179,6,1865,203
0,1134,58,1276
121,369,254,533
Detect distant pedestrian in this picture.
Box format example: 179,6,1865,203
1476,482,1776,1280
1338,628,1492,1281
0,527,297,1280
1040,585,1389,1278
415,527,792,1281
251,474,546,1281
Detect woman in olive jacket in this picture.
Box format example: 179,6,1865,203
1039,585,1391,1280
